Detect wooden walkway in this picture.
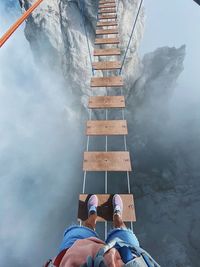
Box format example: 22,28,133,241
79,0,135,224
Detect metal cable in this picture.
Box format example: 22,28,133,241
79,0,95,194
116,0,142,231
120,91,133,231
105,102,108,239
119,83,131,194
131,221,133,231
119,0,143,75
104,38,109,240
80,0,135,233
116,0,120,15
79,0,94,76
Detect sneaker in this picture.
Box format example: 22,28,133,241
87,195,98,215
112,194,123,215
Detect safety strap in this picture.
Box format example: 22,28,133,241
95,238,160,267
53,249,68,266
80,255,107,267
44,249,68,267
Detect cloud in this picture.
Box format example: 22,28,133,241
127,46,200,265
0,3,84,266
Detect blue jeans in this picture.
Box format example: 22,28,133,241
59,225,99,252
106,227,139,247
59,225,139,252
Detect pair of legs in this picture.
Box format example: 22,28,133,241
83,194,126,230
84,212,126,230
82,195,139,263
59,194,139,263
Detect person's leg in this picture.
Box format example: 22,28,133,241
111,195,139,247
59,225,99,252
111,195,138,263
83,211,97,230
113,213,126,228
59,195,99,252
113,194,126,228
83,195,98,230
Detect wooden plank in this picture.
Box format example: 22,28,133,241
96,28,118,35
99,0,116,4
78,194,136,222
94,48,121,56
92,61,121,70
99,1,115,4
99,1,116,4
88,96,125,109
98,8,116,14
95,37,120,45
99,7,116,11
97,21,118,27
86,120,128,136
99,14,117,20
91,76,123,87
99,4,116,8
83,151,132,171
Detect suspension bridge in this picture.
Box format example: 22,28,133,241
0,0,142,240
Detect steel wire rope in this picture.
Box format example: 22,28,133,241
104,22,109,240
119,0,144,232
116,0,144,231
79,0,96,195
119,0,144,75
116,0,120,15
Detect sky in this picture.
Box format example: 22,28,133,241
138,0,200,143
140,0,200,92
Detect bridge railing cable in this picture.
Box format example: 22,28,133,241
119,0,144,75
79,0,95,196
116,0,120,15
117,0,144,230
79,0,95,76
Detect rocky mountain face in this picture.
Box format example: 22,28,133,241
21,0,144,101
15,0,199,266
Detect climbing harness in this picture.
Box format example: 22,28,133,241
80,238,160,267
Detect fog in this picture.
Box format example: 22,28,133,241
130,2,200,264
0,2,85,266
